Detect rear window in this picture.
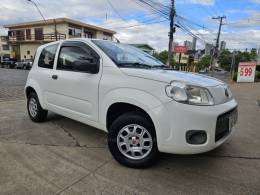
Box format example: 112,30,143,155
38,44,58,69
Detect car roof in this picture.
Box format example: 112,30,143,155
40,38,114,49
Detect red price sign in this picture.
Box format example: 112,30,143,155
239,67,253,77
174,46,188,54
237,62,256,82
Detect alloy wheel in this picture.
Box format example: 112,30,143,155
117,124,153,160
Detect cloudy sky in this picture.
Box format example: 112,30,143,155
0,0,260,51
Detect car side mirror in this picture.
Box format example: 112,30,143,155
73,58,99,74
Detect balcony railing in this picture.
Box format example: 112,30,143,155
8,33,66,42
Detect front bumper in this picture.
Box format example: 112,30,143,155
150,98,238,154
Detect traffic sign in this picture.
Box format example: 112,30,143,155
237,62,256,83
174,46,188,54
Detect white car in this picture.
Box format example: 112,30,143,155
25,39,238,168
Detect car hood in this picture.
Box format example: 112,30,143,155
121,68,224,87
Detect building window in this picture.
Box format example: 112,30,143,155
2,45,9,50
35,28,43,40
16,30,25,41
8,31,14,37
68,26,81,37
1,36,8,41
27,50,30,55
26,29,31,40
83,31,93,39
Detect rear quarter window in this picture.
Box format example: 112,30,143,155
38,44,58,69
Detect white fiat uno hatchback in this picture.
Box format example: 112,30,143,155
25,39,238,168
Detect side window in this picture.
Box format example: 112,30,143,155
38,44,58,69
57,45,99,73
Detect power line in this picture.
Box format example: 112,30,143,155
106,0,126,21
177,22,207,44
196,3,216,18
105,16,166,28
132,0,169,20
176,14,214,32
102,0,169,29
179,21,215,44
27,0,46,23
109,19,168,30
225,19,260,25
102,11,162,27
138,0,169,16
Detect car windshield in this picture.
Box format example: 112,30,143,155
92,40,165,68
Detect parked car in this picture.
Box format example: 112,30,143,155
199,68,207,73
213,67,226,72
15,59,33,70
1,58,17,69
25,39,238,168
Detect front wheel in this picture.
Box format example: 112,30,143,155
108,112,159,168
27,92,48,122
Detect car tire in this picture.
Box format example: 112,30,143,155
108,112,159,168
27,92,48,122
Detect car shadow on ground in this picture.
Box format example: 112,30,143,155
46,111,229,164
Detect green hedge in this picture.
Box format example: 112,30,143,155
256,71,260,80
232,72,237,81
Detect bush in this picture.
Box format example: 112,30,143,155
255,71,260,81
232,72,237,82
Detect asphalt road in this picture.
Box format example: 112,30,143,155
0,68,260,195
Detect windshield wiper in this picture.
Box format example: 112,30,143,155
151,65,170,69
118,62,152,69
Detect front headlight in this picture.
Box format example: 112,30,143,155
165,81,214,106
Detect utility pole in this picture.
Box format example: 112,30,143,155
230,50,236,80
167,0,175,66
211,16,226,73
54,19,58,41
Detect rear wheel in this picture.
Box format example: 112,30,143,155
108,112,159,168
27,92,48,122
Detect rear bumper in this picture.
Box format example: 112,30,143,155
150,99,238,154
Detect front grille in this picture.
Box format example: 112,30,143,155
215,107,237,142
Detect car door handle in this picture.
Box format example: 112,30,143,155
52,75,58,80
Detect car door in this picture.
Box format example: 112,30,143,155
46,41,101,122
35,43,59,104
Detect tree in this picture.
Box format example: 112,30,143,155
250,48,257,60
198,55,211,69
153,50,168,64
218,50,232,71
153,50,175,66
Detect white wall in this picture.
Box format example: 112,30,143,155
0,38,11,57
96,31,113,40
20,43,40,60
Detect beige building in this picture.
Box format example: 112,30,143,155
4,18,116,60
0,36,11,61
174,53,189,64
